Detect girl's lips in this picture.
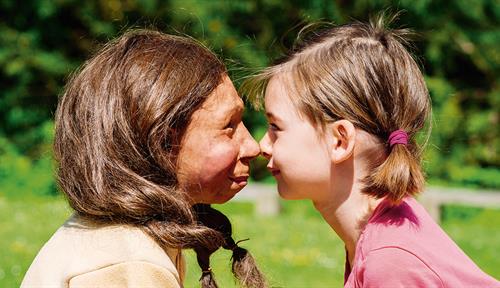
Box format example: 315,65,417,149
267,165,280,176
270,170,280,177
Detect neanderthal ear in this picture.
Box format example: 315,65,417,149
327,119,356,164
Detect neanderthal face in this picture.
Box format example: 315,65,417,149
177,76,260,204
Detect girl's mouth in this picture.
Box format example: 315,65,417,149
268,168,280,177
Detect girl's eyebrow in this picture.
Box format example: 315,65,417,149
265,112,275,119
266,112,282,123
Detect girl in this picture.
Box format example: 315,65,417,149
21,30,266,288
247,17,499,287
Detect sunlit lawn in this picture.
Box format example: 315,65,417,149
1,195,499,287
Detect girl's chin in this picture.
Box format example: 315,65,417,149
277,184,306,200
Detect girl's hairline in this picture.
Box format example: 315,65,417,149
242,61,297,110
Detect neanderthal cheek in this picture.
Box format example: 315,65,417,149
197,142,239,185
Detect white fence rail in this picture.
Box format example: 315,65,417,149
234,184,500,221
419,187,500,223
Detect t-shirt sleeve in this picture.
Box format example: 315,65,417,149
68,261,181,288
356,247,443,288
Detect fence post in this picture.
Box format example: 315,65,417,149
234,183,281,216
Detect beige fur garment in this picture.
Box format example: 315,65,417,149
21,214,185,288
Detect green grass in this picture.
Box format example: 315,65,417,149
0,196,498,287
0,196,72,288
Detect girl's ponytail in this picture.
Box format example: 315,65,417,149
363,130,425,204
193,204,267,288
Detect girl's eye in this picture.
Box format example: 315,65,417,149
269,123,280,131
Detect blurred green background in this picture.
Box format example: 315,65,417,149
0,0,499,287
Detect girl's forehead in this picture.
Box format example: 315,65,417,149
264,72,322,128
264,77,306,121
264,77,291,107
268,71,303,102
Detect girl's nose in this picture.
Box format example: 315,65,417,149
259,132,272,160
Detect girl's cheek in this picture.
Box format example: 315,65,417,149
271,141,285,167
198,140,239,184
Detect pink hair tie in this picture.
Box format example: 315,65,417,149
388,129,408,147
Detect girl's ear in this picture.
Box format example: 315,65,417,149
328,120,356,164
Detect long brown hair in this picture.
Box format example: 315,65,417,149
244,15,431,204
54,29,266,287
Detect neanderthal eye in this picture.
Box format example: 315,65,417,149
223,121,236,134
224,121,234,129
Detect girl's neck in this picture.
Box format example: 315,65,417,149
313,185,382,266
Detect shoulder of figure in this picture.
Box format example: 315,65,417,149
68,261,181,288
22,215,184,287
356,247,444,288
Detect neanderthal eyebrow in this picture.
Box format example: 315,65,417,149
220,101,243,122
228,102,243,116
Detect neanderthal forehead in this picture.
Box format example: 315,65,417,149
198,94,243,123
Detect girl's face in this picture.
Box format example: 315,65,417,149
259,76,332,201
177,76,260,204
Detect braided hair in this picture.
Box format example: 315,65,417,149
193,204,267,288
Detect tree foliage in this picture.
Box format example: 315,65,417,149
0,0,498,197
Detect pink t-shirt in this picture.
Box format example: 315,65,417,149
344,197,499,287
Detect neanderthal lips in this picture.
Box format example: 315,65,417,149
230,175,249,186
